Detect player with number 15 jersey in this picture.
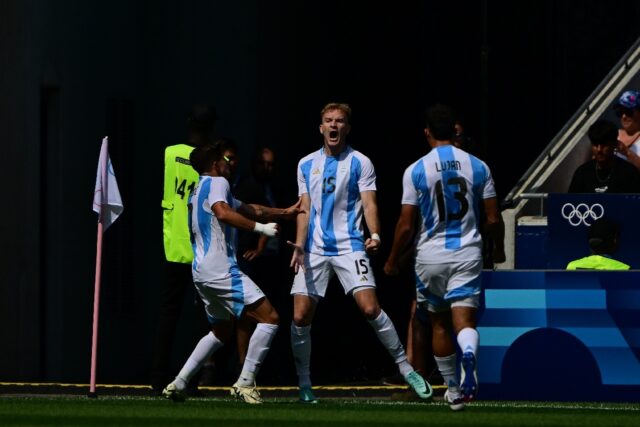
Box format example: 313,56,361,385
287,103,432,404
297,145,376,256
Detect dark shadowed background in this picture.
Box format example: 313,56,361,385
1,0,638,385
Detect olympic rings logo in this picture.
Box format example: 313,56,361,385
561,203,604,226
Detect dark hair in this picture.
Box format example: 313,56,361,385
588,217,619,253
188,103,218,135
189,141,224,175
587,119,617,146
425,104,457,141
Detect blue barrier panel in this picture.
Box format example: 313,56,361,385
478,270,640,401
547,193,640,269
515,224,549,269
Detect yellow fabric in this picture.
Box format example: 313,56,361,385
162,144,198,263
566,255,630,270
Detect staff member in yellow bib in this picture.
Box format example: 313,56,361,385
566,217,630,270
151,104,218,394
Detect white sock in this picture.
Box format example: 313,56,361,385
236,323,278,387
368,311,412,376
434,354,458,389
290,323,312,388
175,331,223,390
457,327,479,356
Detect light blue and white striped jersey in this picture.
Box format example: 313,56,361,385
297,146,376,255
188,175,243,282
402,145,496,264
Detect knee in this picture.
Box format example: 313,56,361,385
292,311,312,326
432,325,449,340
361,304,381,320
266,311,280,326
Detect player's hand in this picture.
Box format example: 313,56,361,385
384,259,399,276
364,237,381,255
493,247,506,264
287,240,306,273
282,198,306,220
243,248,263,261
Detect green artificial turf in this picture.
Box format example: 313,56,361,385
0,397,638,427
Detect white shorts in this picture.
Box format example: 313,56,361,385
291,251,376,298
194,270,265,323
414,259,482,312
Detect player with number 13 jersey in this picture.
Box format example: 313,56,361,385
402,144,496,265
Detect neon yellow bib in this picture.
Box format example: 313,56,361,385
566,255,630,270
162,144,198,263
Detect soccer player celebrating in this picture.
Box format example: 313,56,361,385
162,141,302,404
288,102,432,403
384,104,505,411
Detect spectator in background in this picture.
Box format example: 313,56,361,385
613,90,640,171
235,147,280,276
566,217,630,270
151,103,217,395
568,119,640,193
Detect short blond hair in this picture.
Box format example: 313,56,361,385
320,103,352,123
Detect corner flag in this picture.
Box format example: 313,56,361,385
93,137,123,230
89,136,123,397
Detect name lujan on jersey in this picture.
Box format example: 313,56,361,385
434,160,461,172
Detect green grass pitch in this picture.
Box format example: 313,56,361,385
1,396,638,427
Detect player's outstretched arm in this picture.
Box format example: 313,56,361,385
239,197,304,222
213,201,280,237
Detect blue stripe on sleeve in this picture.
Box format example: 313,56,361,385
412,160,435,236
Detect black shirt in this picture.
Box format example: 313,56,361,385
568,157,640,193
